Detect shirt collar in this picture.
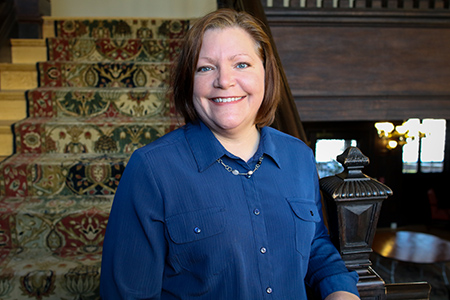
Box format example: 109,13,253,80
185,121,282,173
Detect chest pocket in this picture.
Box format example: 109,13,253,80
166,206,225,244
165,206,227,276
287,198,321,259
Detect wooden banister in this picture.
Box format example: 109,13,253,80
320,147,431,299
385,282,431,299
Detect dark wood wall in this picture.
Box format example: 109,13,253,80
266,10,450,122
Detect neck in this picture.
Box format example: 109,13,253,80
214,126,260,162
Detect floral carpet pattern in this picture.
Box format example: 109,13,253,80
0,18,189,299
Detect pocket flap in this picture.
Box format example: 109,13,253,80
166,207,225,244
287,198,321,222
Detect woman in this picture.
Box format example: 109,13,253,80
100,9,360,300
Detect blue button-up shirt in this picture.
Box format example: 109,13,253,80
100,121,359,299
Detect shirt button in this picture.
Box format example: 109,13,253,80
253,209,260,215
193,227,201,234
266,287,273,294
310,210,314,216
260,247,267,254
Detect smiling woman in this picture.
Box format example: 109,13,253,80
100,9,360,300
192,27,266,160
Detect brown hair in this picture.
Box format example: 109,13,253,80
170,8,281,128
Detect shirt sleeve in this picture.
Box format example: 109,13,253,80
304,157,360,299
100,150,166,299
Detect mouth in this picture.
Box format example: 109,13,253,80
211,96,245,103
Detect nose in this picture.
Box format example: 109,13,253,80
213,67,235,89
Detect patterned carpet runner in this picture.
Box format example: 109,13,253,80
0,18,189,299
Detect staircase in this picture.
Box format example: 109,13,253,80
0,18,189,299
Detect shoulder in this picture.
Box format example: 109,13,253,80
134,124,188,157
264,127,313,156
122,125,190,180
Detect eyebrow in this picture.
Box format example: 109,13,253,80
198,53,253,63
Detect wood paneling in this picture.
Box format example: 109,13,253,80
267,10,450,121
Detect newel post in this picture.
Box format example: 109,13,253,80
320,147,393,299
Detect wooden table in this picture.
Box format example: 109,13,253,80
372,230,450,296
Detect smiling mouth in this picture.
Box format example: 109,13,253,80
211,96,244,103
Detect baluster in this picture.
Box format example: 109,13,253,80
323,0,335,7
372,0,383,9
338,0,352,7
387,0,400,9
289,0,302,7
434,0,445,8
354,0,368,8
272,0,286,7
304,0,317,7
418,0,430,8
402,0,414,8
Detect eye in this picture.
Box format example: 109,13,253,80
197,66,213,73
236,62,249,69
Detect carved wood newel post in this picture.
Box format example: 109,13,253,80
320,147,393,300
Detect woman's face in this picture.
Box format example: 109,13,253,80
193,27,265,137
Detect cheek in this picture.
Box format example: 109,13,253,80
193,77,210,99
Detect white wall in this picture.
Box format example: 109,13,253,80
51,0,217,18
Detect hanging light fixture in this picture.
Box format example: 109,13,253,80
374,119,426,150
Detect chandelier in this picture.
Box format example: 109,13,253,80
374,119,426,150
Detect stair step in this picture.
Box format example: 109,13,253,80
0,195,112,251
47,37,183,62
37,61,170,88
0,248,101,299
0,153,130,197
0,63,37,90
13,116,180,154
27,87,174,118
0,90,27,120
11,39,47,64
53,18,191,39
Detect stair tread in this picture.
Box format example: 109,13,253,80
29,86,167,91
0,248,101,299
0,63,37,71
37,61,170,88
46,37,184,62
0,195,112,251
1,153,130,197
16,115,179,123
38,60,171,65
0,90,27,95
1,247,102,268
3,152,131,161
10,39,46,46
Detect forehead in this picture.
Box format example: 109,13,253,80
200,27,260,56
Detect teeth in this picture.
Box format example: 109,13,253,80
212,97,242,103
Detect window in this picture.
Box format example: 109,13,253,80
315,139,357,178
402,119,446,174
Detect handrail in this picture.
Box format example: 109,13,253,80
385,282,431,299
261,0,450,11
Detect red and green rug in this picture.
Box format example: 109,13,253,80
0,18,189,299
